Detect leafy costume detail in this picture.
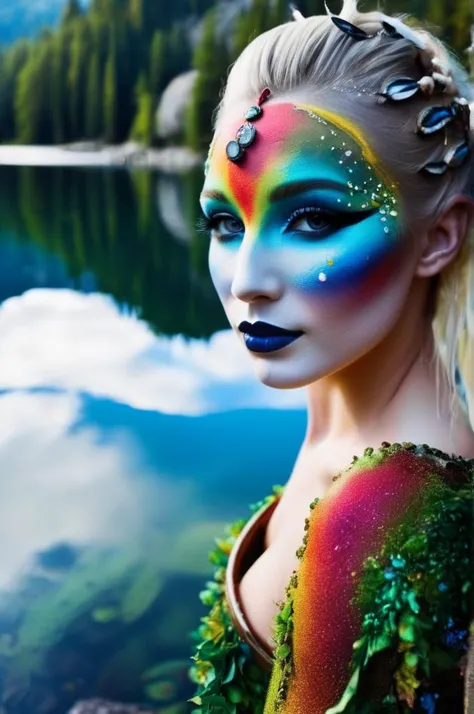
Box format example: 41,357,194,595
189,488,282,714
265,443,474,714
190,444,474,714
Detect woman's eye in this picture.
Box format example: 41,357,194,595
286,209,335,237
285,206,376,238
210,215,244,240
221,217,244,234
289,213,332,234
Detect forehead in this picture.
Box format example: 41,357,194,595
202,102,396,219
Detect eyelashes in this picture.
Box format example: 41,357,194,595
195,214,241,238
196,205,377,242
283,206,349,236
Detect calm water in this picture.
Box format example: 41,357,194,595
0,166,306,714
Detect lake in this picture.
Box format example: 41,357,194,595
0,165,306,714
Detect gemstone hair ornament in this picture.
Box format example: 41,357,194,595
225,88,272,163
329,13,426,48
329,10,472,175
421,98,471,175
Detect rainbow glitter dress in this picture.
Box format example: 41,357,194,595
190,443,474,714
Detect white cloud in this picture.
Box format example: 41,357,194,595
0,289,306,414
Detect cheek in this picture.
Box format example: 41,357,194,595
208,242,234,303
290,219,411,311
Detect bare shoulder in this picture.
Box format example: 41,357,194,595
456,417,474,459
437,408,474,460
387,392,474,461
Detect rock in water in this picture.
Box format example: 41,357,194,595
156,70,198,140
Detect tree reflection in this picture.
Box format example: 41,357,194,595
0,166,226,339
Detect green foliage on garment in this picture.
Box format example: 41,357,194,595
189,488,283,714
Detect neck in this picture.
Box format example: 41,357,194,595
303,281,444,448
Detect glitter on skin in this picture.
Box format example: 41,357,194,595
198,105,473,714
201,103,402,303
267,451,444,714
201,102,416,392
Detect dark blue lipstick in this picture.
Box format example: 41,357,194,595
238,321,304,353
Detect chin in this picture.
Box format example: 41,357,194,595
251,359,321,390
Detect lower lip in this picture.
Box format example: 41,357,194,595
242,333,303,353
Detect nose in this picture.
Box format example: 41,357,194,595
230,236,283,304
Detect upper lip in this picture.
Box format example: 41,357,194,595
238,321,304,337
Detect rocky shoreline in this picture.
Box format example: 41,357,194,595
0,141,203,174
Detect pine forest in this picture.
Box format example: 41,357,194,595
0,0,472,153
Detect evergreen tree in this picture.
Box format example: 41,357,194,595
116,20,139,139
269,0,292,27
0,0,471,148
129,0,145,32
189,0,216,15
149,31,166,97
293,0,326,17
166,25,192,82
186,8,229,152
85,50,102,138
15,40,55,143
129,73,154,145
51,33,68,143
445,0,472,57
15,57,33,142
470,27,474,79
68,21,91,139
232,0,271,58
0,41,30,142
61,0,83,26
103,32,119,142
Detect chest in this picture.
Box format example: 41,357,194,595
237,466,329,647
238,447,442,651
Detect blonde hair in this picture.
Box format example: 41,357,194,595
211,0,474,428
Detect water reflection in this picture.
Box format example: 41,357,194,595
0,166,305,714
0,166,222,338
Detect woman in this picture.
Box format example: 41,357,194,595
190,2,474,712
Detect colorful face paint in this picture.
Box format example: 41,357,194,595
200,101,416,389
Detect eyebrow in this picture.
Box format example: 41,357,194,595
200,179,349,205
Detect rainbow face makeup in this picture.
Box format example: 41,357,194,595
200,101,413,389
202,102,402,290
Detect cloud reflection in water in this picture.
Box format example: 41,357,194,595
0,288,305,413
0,288,305,711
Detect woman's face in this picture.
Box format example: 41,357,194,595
200,100,419,389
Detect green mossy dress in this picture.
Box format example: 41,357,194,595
189,443,474,714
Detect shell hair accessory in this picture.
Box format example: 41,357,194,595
291,4,473,176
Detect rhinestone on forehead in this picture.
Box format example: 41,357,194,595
225,88,271,163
